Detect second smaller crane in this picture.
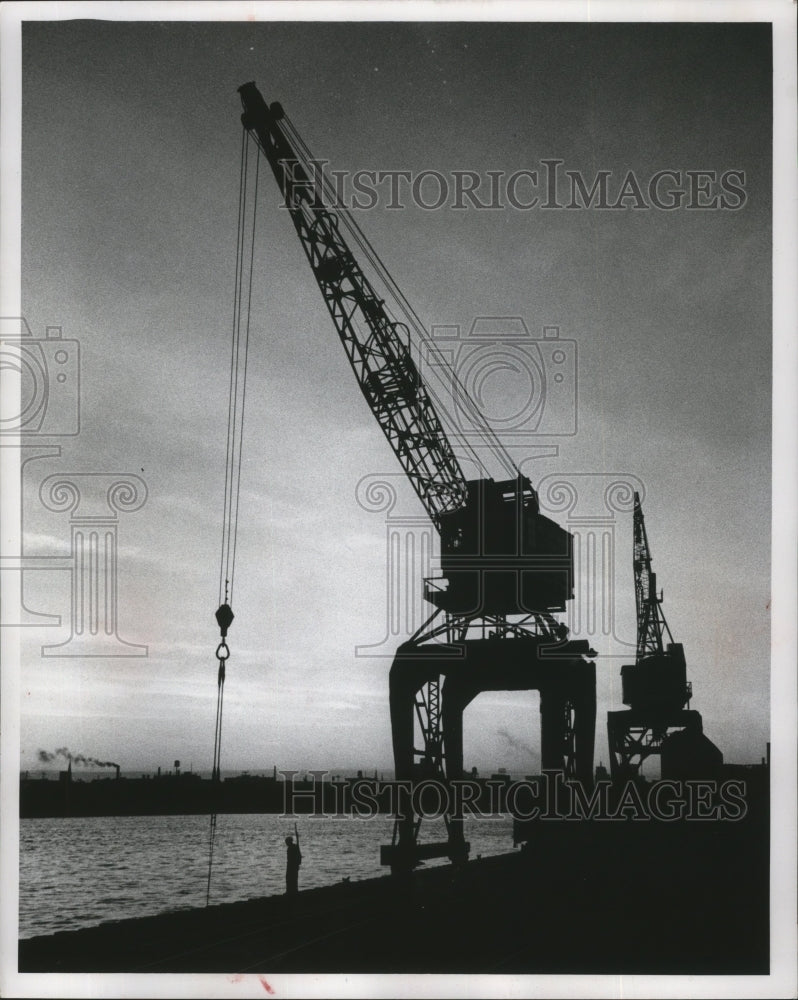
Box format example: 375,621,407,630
608,493,720,779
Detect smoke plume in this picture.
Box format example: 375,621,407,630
497,728,537,760
37,747,118,769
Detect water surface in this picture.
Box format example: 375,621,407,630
20,813,515,938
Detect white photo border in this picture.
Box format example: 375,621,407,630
1,2,795,998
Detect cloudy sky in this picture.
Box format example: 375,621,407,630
14,16,772,776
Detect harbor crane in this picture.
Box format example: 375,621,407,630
233,83,597,870
607,493,719,779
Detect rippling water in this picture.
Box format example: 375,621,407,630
19,813,515,939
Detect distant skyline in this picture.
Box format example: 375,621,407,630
13,17,773,775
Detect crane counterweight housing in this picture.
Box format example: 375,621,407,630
431,475,574,616
620,642,688,714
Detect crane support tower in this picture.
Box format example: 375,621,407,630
237,83,597,871
607,493,721,779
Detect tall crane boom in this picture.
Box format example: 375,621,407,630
633,491,674,660
620,492,688,716
238,82,467,528
237,82,573,619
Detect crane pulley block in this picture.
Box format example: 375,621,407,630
215,602,234,638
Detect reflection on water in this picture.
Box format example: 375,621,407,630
19,813,515,939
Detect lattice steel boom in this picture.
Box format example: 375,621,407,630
633,491,675,659
239,83,468,528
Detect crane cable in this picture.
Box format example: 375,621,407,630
207,128,259,906
280,114,518,481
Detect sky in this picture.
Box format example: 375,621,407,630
13,17,772,777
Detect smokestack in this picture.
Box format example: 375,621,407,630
59,762,72,817
115,764,120,780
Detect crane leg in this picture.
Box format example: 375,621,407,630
540,660,596,781
540,684,567,772
573,660,597,786
441,677,479,864
388,650,440,871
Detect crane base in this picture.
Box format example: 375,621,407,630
380,840,470,869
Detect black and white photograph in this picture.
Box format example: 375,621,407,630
1,2,796,997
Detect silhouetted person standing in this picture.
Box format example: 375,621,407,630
285,833,301,896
